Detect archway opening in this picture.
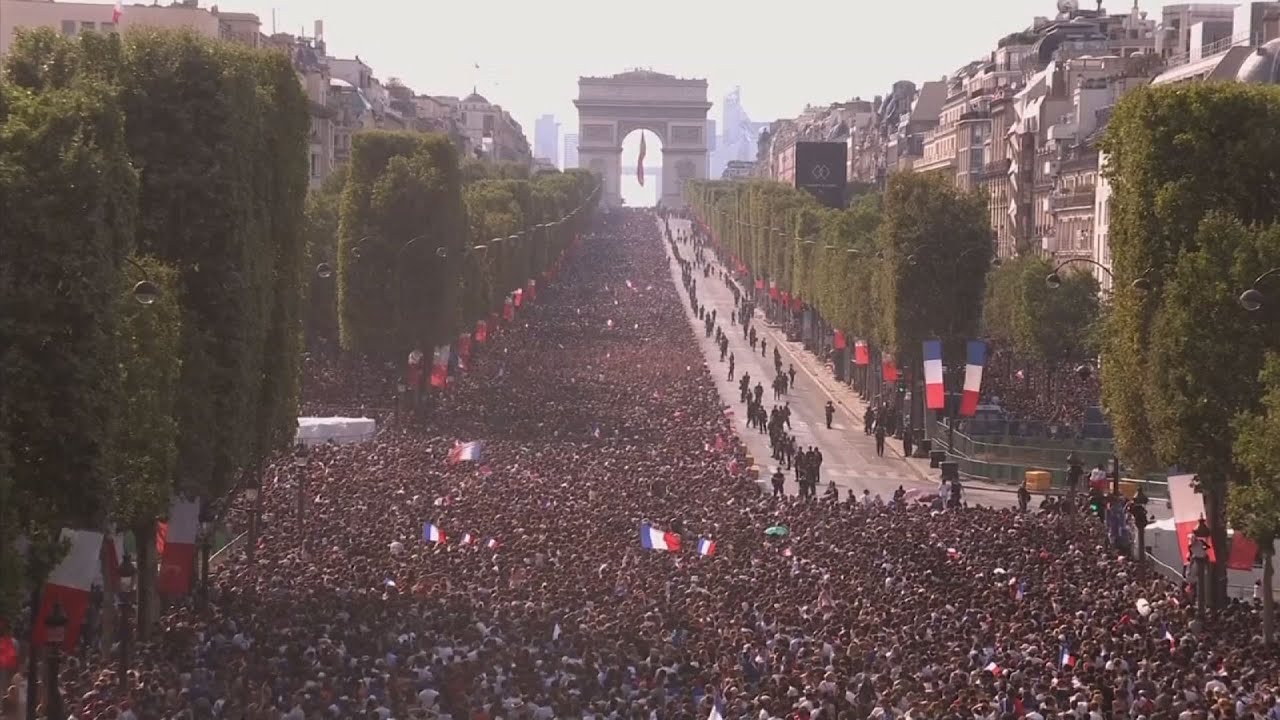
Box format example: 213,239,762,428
620,129,662,207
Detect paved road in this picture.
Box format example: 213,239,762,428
662,218,1024,508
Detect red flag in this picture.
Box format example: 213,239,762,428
833,330,846,349
157,498,199,597
854,340,870,366
1228,533,1260,570
637,133,647,187
513,288,524,308
503,300,514,322
33,530,103,651
475,320,488,343
883,359,899,382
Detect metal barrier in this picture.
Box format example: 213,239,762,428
936,422,1169,497
209,530,249,569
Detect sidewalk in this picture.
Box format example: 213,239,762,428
749,309,1030,496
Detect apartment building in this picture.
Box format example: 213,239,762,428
0,0,270,55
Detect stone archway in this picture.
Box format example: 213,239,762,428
574,70,712,209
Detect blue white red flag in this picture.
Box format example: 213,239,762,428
960,340,987,417
697,538,716,556
923,338,944,410
640,523,680,552
422,523,446,544
448,440,484,464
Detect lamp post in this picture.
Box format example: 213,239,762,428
117,553,135,688
123,257,162,306
197,504,213,609
1044,258,1154,292
44,602,67,720
1239,267,1280,312
294,445,309,539
394,236,448,363
245,481,261,565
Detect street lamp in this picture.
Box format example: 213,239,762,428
316,262,334,279
294,446,309,522
1239,267,1279,311
117,553,136,687
197,504,213,608
1045,258,1154,291
44,601,68,720
395,236,448,360
123,257,161,306
244,481,261,564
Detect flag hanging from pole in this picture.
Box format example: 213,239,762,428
112,0,123,23
637,133,647,187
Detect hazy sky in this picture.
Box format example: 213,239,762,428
241,0,1103,139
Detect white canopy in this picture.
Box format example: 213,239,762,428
296,416,376,447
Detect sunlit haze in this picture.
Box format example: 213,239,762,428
251,0,1075,182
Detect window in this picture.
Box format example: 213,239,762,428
81,21,96,32
310,153,319,178
61,20,77,35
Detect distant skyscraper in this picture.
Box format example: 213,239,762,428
711,87,762,178
562,133,579,169
534,114,559,165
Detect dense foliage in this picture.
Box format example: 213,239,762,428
334,132,599,363
0,28,311,613
685,174,992,401
982,255,1100,364
1100,83,1280,604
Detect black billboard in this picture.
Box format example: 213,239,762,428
794,141,848,209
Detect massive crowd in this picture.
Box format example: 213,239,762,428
8,209,1277,720
977,352,1102,438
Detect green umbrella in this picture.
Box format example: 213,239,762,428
764,526,789,537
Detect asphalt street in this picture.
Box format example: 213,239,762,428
661,217,1017,506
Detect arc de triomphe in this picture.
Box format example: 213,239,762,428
574,70,712,208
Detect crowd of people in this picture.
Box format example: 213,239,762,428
978,352,1102,438
11,208,1278,720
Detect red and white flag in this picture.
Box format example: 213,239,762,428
112,0,123,23
637,133,647,187
1168,474,1215,563
33,529,104,651
157,497,200,597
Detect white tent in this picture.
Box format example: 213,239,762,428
296,416,376,447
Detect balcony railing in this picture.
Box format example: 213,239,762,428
1049,186,1096,211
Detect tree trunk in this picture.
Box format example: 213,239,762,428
1201,479,1230,609
98,541,116,655
1264,550,1275,646
133,520,158,640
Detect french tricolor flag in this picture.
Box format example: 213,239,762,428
32,529,104,652
461,533,476,545
1059,646,1077,667
422,523,446,544
486,537,501,550
448,440,484,464
640,523,680,552
697,538,716,556
960,340,987,417
922,338,944,410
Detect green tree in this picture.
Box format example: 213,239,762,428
1231,354,1280,644
304,166,347,348
338,131,467,362
875,171,991,364
1101,83,1280,602
0,31,138,587
1144,216,1280,601
104,258,181,625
